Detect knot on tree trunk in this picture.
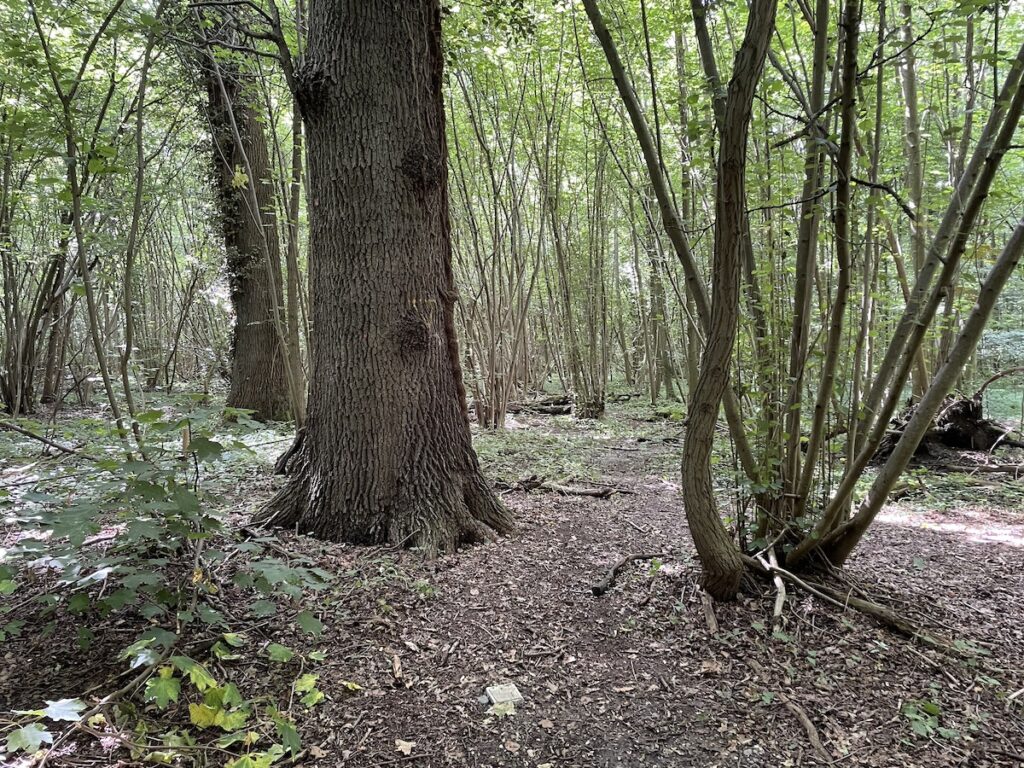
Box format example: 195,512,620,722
293,62,330,119
394,311,432,354
399,145,444,190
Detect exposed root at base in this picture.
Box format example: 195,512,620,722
253,455,513,556
743,554,967,658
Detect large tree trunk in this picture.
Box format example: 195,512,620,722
256,0,512,551
202,53,291,422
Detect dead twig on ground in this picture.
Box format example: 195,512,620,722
778,691,832,762
591,552,666,596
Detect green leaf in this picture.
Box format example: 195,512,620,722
293,673,318,694
68,593,90,613
249,599,277,617
144,667,181,708
42,698,86,722
188,437,224,461
296,610,323,636
119,637,158,668
16,699,86,722
212,641,241,660
920,700,941,716
217,708,251,731
910,719,931,737
266,643,294,663
188,703,220,728
222,632,247,648
275,717,301,756
300,688,325,707
5,724,53,754
171,656,217,690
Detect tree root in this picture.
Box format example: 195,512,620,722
743,554,967,658
873,394,1024,462
273,426,305,475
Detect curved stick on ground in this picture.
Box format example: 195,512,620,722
589,548,667,598
591,552,665,596
778,691,831,762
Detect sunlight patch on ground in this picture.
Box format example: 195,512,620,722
878,504,1024,548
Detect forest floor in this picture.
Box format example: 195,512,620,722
2,400,1024,767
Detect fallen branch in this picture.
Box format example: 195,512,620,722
744,658,830,761
973,367,1024,400
701,590,719,634
936,463,1024,476
543,482,618,498
0,418,79,455
505,395,573,416
987,750,1024,764
591,553,665,596
500,475,632,498
761,549,786,633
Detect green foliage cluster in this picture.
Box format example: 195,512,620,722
0,405,331,764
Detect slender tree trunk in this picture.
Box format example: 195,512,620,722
680,0,778,601
284,98,308,425
582,0,759,483
898,0,931,399
794,0,860,512
257,0,512,551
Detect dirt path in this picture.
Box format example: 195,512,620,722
282,473,1024,767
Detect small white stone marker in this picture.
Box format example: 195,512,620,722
485,683,524,705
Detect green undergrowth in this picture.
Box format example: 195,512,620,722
472,399,686,484
890,464,1024,511
0,398,330,766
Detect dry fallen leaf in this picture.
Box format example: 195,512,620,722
539,719,554,729
488,701,516,717
395,739,416,755
700,659,723,675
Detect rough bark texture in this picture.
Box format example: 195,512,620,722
203,58,290,422
257,0,512,552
